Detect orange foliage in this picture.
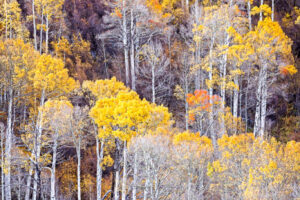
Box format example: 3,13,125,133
187,90,221,112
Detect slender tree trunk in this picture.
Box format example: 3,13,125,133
4,0,8,39
4,86,13,200
122,0,130,86
45,15,49,54
50,135,58,200
194,0,200,90
1,125,5,200
77,139,81,200
114,171,120,200
113,140,121,200
271,0,274,21
248,0,252,31
130,8,136,91
187,172,191,200
152,64,155,104
233,76,239,134
32,0,37,50
32,89,45,200
25,165,33,200
96,137,104,200
185,75,189,131
132,151,137,200
121,142,127,200
259,64,268,137
208,35,216,148
254,67,263,137
260,0,264,21
39,7,44,54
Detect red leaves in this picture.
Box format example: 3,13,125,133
187,90,221,122
187,90,220,108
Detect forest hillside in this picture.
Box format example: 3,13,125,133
0,0,299,199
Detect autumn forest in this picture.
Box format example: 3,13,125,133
0,0,299,199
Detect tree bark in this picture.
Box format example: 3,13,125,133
132,151,137,200
260,0,264,21
77,138,81,200
39,7,44,54
4,86,13,200
32,0,37,50
130,8,136,91
45,15,49,54
259,64,268,137
50,132,58,200
121,142,127,200
96,137,104,200
152,63,156,104
1,124,5,200
4,0,8,39
32,89,45,200
122,0,130,86
25,165,33,200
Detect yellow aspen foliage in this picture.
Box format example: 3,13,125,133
208,133,300,199
29,54,77,97
251,4,272,17
82,77,128,100
90,83,172,141
246,17,296,73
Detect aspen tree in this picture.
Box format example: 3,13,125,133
246,17,296,137
82,77,128,200
41,98,73,200
28,54,76,200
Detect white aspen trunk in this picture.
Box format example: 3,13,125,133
271,0,274,21
248,1,252,31
50,135,58,200
32,89,45,200
187,173,191,200
259,64,268,137
122,0,130,86
130,8,136,91
121,142,127,200
32,0,37,50
4,86,13,200
25,165,33,200
114,170,120,200
260,0,264,21
194,0,200,90
1,125,4,200
132,151,137,200
4,0,8,39
77,138,81,200
45,15,49,54
152,64,155,104
254,68,263,137
208,35,216,148
233,76,239,134
39,7,44,54
185,76,189,131
96,137,104,200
